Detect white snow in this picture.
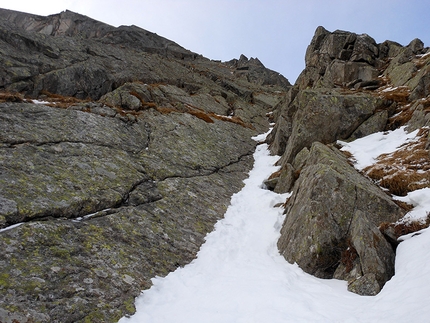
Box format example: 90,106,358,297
338,127,430,225
394,188,430,223
31,99,51,105
119,129,430,323
337,126,419,170
0,222,23,233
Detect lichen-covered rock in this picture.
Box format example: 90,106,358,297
345,211,395,295
276,89,383,164
299,27,383,90
347,110,388,141
323,60,379,86
0,8,291,322
0,94,274,321
271,25,430,298
277,142,403,293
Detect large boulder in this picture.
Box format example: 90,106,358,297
275,89,383,164
277,142,404,295
299,27,382,90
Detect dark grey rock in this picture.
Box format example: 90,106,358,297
0,7,289,323
348,110,388,141
348,211,395,293
277,89,383,164
348,273,381,296
407,38,424,54
273,163,295,193
277,143,403,292
324,60,379,85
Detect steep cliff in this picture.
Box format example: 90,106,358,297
270,26,430,295
1,8,429,322
0,8,290,323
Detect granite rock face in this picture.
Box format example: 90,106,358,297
1,8,429,320
269,27,429,295
277,143,402,294
0,8,290,323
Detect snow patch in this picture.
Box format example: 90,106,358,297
118,129,430,322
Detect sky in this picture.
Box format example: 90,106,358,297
116,130,430,322
1,0,429,84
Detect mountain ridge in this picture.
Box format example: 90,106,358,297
0,8,429,323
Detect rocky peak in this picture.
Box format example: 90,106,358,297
0,8,114,38
0,7,197,66
227,54,291,88
268,26,430,296
298,26,428,90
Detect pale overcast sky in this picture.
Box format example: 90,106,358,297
1,0,429,83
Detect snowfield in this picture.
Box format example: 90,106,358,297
119,130,430,323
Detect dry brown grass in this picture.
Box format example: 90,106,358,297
129,91,158,109
380,215,430,239
386,104,415,129
178,103,254,128
40,90,89,103
156,106,177,114
412,53,430,70
340,241,358,273
339,149,357,167
268,170,282,180
419,96,430,111
378,86,410,103
210,113,254,129
393,200,415,212
364,128,430,196
374,85,413,129
186,108,214,123
0,91,24,103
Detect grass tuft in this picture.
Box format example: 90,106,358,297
378,86,410,103
129,91,158,109
380,215,430,239
268,170,282,180
186,108,214,123
363,128,430,196
0,91,24,103
210,113,254,129
340,241,358,273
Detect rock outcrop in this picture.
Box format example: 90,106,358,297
0,8,290,323
269,26,429,295
1,7,429,321
277,142,402,295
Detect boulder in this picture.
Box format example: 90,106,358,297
323,60,379,86
277,142,403,293
349,33,379,65
343,211,395,295
228,54,291,88
276,89,383,164
272,163,296,194
266,87,298,155
301,27,381,89
406,99,430,131
407,38,425,54
347,110,388,141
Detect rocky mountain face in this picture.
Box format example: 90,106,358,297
0,8,289,323
268,26,430,295
0,8,429,323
